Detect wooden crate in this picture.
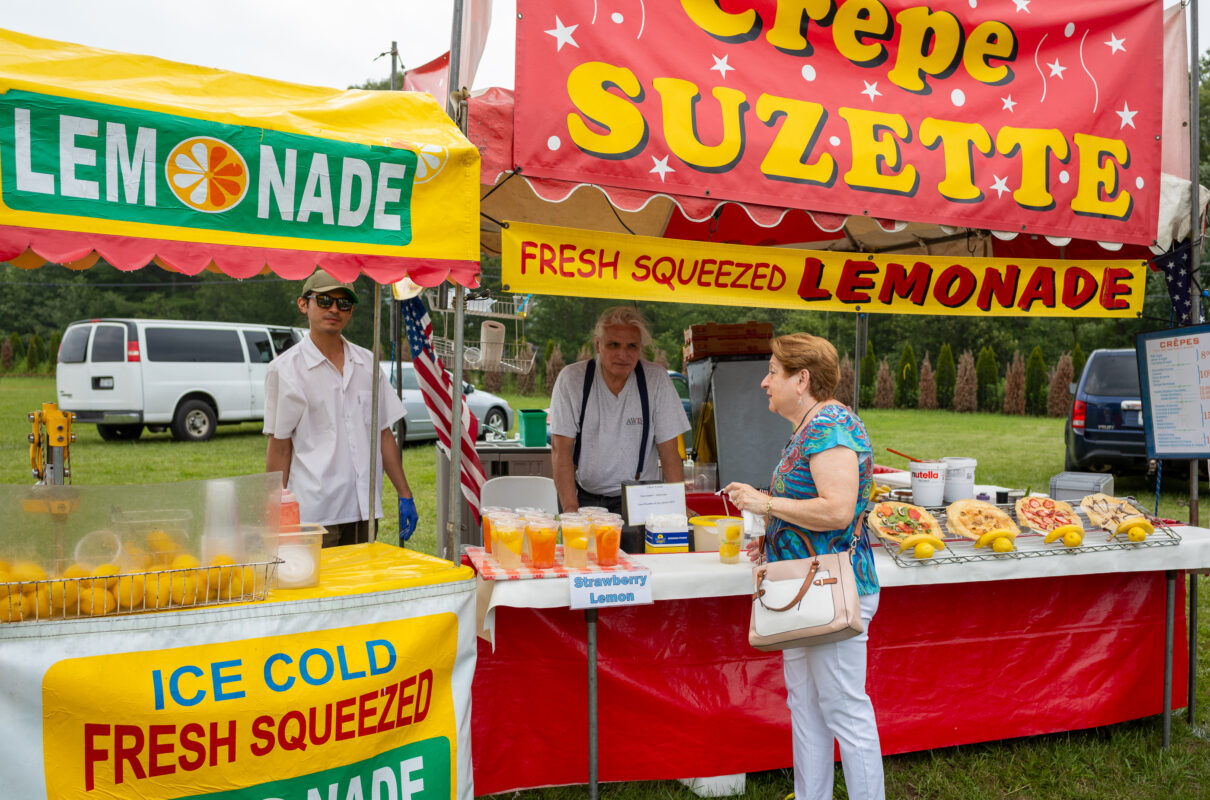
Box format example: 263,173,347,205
683,321,773,362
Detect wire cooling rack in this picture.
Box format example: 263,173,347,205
876,498,1180,568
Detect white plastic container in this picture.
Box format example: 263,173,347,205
910,460,947,507
941,457,977,502
275,524,325,589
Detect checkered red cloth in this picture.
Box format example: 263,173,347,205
467,546,645,581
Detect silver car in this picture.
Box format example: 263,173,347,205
381,361,514,442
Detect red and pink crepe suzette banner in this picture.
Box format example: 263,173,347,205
515,0,1162,246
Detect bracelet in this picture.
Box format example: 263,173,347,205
764,496,774,517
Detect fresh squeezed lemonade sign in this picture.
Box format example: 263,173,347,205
42,616,458,800
502,222,1145,317
0,91,418,244
515,0,1162,245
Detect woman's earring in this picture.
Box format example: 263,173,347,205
797,396,802,406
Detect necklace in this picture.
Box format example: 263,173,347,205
791,399,823,442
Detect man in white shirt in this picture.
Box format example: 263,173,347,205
264,270,418,547
549,306,690,515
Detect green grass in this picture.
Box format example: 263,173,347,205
4,377,1210,799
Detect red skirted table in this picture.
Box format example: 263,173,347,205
470,526,1209,795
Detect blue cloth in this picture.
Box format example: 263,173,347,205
765,404,879,596
398,497,418,543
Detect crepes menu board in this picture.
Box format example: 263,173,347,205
1136,324,1210,458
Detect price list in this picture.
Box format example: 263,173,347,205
1142,332,1210,454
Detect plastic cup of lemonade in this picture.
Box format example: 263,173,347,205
481,506,512,554
491,516,524,569
717,517,744,564
579,506,609,519
560,514,591,568
525,517,559,569
591,514,624,567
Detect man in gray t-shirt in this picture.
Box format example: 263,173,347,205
550,306,691,514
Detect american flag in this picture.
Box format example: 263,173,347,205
403,297,485,523
1151,239,1204,325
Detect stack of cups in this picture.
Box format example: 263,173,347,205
488,511,523,569
559,514,591,568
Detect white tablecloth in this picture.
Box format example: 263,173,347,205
477,525,1210,642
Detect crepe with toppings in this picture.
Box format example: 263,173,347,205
1080,493,1140,530
1015,496,1080,532
945,499,1020,541
868,502,943,544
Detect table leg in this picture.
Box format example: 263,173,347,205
587,608,599,800
1191,574,1199,727
1164,570,1175,748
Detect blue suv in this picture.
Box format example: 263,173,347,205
1064,348,1146,472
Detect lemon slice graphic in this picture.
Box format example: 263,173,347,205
166,136,249,213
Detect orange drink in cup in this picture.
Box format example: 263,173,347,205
481,507,512,554
592,515,623,567
492,517,524,569
718,518,744,564
560,514,590,568
526,517,559,569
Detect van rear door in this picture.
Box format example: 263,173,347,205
56,321,143,421
243,328,276,416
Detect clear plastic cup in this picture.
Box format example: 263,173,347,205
591,514,623,567
717,517,744,564
491,516,524,569
525,517,559,569
481,506,512,554
578,506,610,520
560,514,591,567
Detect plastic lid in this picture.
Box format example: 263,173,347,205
281,488,297,503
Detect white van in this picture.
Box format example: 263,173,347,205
56,318,303,442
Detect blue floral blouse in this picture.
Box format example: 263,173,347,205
764,403,879,596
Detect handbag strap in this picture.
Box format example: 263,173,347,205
753,559,821,612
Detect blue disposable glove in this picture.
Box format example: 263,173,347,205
398,496,419,544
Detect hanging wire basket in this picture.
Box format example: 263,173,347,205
432,337,536,374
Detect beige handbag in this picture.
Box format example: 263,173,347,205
749,529,863,651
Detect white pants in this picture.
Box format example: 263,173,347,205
782,592,884,800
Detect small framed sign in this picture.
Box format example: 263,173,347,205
1136,323,1210,459
620,481,686,527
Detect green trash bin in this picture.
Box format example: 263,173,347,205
518,409,548,447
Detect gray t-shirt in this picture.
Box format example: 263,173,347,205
550,358,691,496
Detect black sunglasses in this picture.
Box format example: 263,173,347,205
307,293,354,312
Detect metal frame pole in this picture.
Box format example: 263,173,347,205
369,283,383,541
1188,0,1203,734
587,609,599,800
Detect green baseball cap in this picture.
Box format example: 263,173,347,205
301,269,358,303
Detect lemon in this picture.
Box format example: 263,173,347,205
20,585,53,620
143,571,173,609
0,597,22,623
92,563,122,590
722,525,742,542
719,542,741,558
10,560,47,590
78,584,116,616
913,542,935,559
203,555,237,599
114,572,146,610
1062,530,1083,548
991,536,1014,553
1127,526,1147,543
566,536,589,550
226,566,260,599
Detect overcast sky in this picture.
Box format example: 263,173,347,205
2,0,1206,92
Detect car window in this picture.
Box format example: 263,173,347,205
91,324,126,362
145,328,245,362
243,330,274,363
269,328,298,356
400,367,420,390
1084,353,1140,396
58,326,90,364
670,374,690,401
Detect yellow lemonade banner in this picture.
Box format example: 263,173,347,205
502,222,1146,318
0,28,479,264
42,615,459,799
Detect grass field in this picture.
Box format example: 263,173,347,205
4,376,1209,798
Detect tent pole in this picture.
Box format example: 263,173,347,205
370,283,383,543
853,313,867,416
1187,0,1203,734
448,0,466,119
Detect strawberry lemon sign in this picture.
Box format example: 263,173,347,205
515,0,1162,246
502,221,1146,317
